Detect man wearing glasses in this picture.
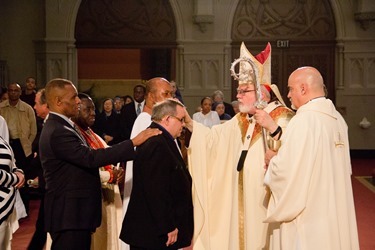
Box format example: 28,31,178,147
121,99,193,249
183,43,294,250
121,77,173,250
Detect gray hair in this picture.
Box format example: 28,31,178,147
151,99,184,122
212,90,224,100
37,88,47,105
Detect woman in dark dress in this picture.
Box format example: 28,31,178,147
93,98,123,145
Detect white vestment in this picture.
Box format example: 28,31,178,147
121,112,152,250
264,98,359,250
91,137,123,250
188,102,293,250
192,111,221,128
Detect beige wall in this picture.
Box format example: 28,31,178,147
0,0,45,87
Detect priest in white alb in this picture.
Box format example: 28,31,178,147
255,66,360,250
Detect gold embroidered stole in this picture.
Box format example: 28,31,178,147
236,104,294,249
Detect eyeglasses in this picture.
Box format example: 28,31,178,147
169,115,185,124
237,89,256,95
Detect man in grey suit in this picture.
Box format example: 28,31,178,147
39,78,160,250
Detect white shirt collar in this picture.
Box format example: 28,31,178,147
49,111,74,127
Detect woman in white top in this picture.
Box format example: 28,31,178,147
192,97,220,128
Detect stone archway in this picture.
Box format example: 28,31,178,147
72,0,178,102
75,0,177,48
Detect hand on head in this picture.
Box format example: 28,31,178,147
183,107,193,132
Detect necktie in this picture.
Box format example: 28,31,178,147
136,103,141,116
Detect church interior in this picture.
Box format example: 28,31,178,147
0,0,374,249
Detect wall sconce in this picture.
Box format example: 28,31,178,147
359,117,371,129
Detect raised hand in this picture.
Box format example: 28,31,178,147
254,109,278,132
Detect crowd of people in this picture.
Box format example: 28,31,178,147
0,42,360,250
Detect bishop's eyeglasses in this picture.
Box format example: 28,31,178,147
236,89,256,95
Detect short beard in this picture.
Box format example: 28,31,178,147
239,103,252,114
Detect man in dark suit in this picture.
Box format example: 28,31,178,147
39,78,160,250
121,99,194,250
122,84,146,139
28,88,49,250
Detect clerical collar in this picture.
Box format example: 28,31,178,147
309,96,326,102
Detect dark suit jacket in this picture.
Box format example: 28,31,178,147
122,102,137,140
121,122,193,249
39,113,135,233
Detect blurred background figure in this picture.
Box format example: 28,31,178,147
211,90,235,117
93,98,122,145
231,100,240,115
122,95,133,105
0,87,8,103
213,101,231,121
20,77,37,108
114,96,124,115
0,82,37,215
192,97,220,128
123,85,146,140
170,80,184,103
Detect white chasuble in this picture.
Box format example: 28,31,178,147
265,99,359,250
188,101,293,250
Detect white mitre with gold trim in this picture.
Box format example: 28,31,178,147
235,42,286,106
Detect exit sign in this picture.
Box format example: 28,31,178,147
277,40,290,48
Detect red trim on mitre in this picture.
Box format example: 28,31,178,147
254,43,271,64
263,84,272,92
